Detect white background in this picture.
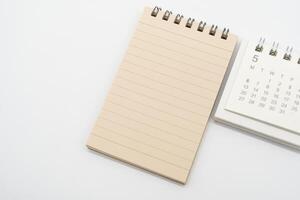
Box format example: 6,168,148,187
0,0,300,199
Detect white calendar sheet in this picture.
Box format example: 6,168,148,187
226,40,300,134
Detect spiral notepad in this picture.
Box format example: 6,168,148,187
87,6,237,183
215,38,300,149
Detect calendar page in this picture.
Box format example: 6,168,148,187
225,39,300,134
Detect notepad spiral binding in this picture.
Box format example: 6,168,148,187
151,6,230,40
255,38,300,64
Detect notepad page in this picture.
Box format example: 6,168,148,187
87,7,237,184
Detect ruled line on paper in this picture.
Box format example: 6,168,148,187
118,69,216,99
103,102,204,133
105,97,206,127
91,134,190,170
129,43,225,69
122,60,220,88
134,28,230,59
98,117,196,151
120,66,218,94
110,83,211,114
99,109,199,143
125,53,223,81
138,21,232,52
108,92,207,123
113,77,213,110
127,45,224,75
131,36,228,66
97,116,197,151
93,124,194,161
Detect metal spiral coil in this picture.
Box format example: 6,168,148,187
174,14,184,24
209,25,218,36
186,18,195,28
150,6,230,40
255,37,265,52
269,42,279,56
197,21,206,32
221,28,229,40
255,38,300,63
283,46,293,61
151,6,161,17
162,10,172,21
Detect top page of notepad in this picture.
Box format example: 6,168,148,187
87,7,237,184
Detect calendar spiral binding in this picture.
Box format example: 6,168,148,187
255,37,300,64
151,6,230,40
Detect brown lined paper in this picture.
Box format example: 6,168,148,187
87,7,237,184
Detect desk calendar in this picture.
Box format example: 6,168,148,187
215,38,300,149
226,39,300,134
